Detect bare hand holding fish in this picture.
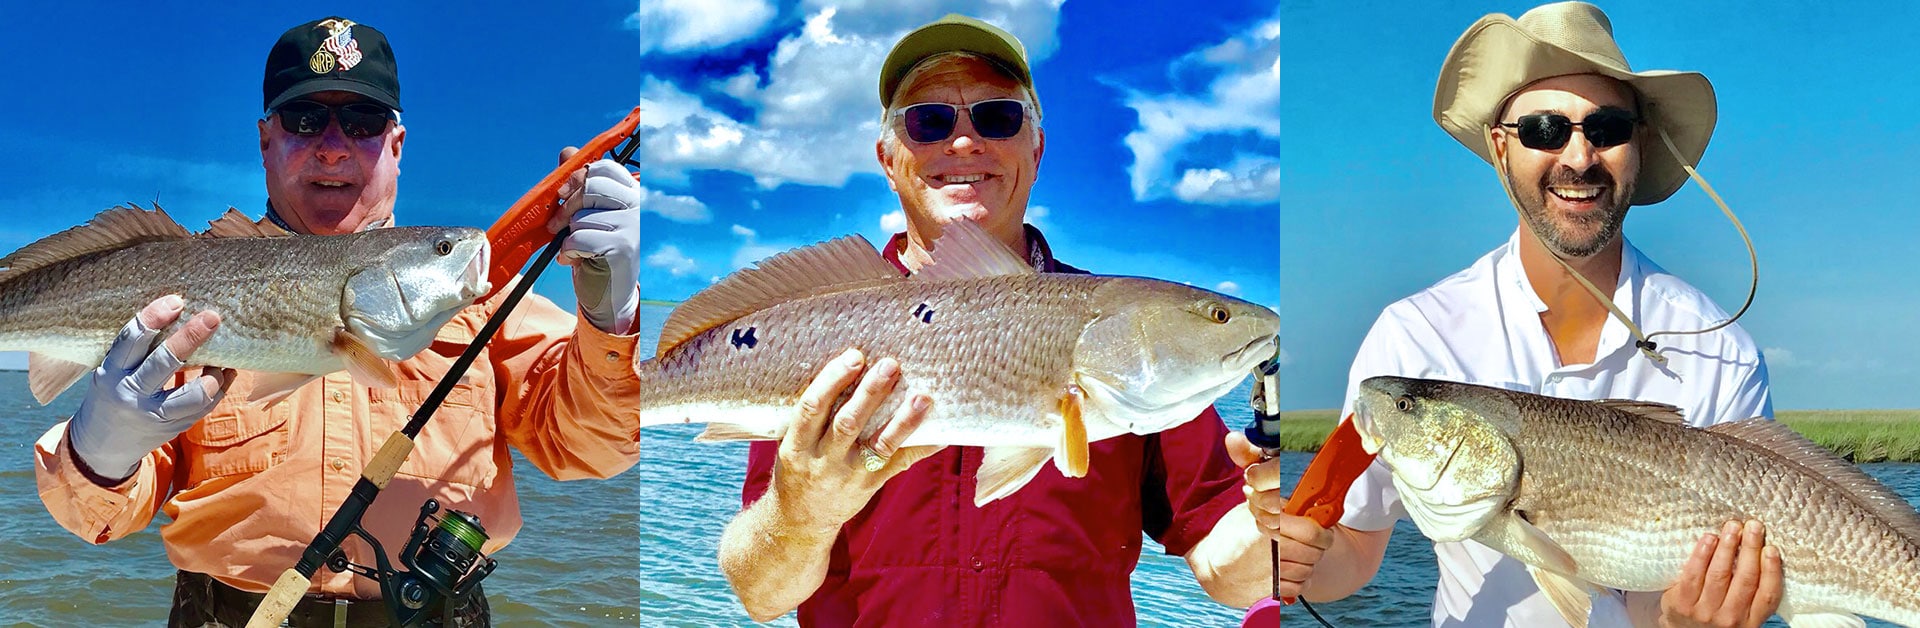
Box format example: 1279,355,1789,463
1655,520,1784,628
767,349,944,532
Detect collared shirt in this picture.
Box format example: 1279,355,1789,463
741,224,1248,627
1337,231,1772,628
34,277,641,599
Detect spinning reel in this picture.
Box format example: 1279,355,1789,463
325,499,498,627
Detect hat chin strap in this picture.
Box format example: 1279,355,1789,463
1482,122,1759,367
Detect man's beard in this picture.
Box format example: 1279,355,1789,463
1513,164,1633,258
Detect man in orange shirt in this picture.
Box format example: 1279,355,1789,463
30,17,639,627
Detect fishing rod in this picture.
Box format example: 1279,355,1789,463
1240,345,1375,628
1240,350,1284,628
246,106,642,628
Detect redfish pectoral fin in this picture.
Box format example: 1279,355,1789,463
1056,384,1089,478
332,329,398,390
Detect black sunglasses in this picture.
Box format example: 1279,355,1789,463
895,99,1030,143
1498,108,1638,151
273,100,397,138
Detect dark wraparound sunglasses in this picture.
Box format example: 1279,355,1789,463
1498,108,1638,151
273,100,398,138
895,99,1031,143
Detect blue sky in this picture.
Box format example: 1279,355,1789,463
637,1,1280,309
0,2,639,369
1283,1,1920,410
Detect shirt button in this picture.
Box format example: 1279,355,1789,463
605,351,620,363
970,557,983,571
332,390,346,402
331,458,347,471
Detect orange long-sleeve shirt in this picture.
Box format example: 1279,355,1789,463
33,279,639,599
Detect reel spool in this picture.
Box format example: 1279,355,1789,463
326,499,498,627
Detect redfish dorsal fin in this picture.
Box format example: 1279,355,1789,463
1707,418,1920,542
201,208,293,238
1593,399,1686,424
910,219,1035,282
657,234,900,354
0,204,191,279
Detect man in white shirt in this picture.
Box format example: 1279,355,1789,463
1275,3,1786,627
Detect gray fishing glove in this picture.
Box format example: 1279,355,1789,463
560,157,641,334
67,302,230,482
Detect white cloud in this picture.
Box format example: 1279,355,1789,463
637,0,778,54
1173,157,1280,204
730,223,795,270
1025,204,1051,230
1214,280,1241,295
1761,346,1885,373
646,244,700,276
715,67,761,100
641,4,1065,190
1120,9,1280,205
640,185,712,222
879,209,907,233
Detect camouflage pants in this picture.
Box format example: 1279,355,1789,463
167,570,490,628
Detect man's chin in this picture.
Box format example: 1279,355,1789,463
289,206,367,235
936,204,993,224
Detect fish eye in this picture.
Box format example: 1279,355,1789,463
1395,396,1415,413
1199,301,1231,324
434,240,453,256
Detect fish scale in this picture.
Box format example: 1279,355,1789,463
639,220,1279,504
1509,394,1920,603
1356,376,1920,627
0,206,490,404
0,238,351,372
642,273,1101,447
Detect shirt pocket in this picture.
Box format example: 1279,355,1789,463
180,392,291,487
375,338,499,489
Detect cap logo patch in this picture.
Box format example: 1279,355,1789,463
308,18,364,74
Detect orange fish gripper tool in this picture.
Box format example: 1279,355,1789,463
483,105,643,298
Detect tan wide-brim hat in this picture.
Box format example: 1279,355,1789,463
1433,1,1715,206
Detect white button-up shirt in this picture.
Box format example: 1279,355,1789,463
1337,231,1773,627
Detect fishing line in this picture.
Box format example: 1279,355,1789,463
1482,112,1759,366
1300,598,1338,628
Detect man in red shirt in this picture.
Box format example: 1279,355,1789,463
715,14,1285,626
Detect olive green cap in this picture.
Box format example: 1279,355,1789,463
878,14,1040,117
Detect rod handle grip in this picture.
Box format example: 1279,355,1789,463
244,568,313,628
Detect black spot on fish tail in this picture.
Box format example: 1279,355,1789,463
730,327,758,349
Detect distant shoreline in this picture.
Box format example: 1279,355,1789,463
1276,409,1920,463
639,299,679,307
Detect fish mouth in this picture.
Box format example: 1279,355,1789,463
1351,399,1383,454
461,242,492,300
1222,335,1276,370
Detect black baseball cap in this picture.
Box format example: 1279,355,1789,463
263,17,401,113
